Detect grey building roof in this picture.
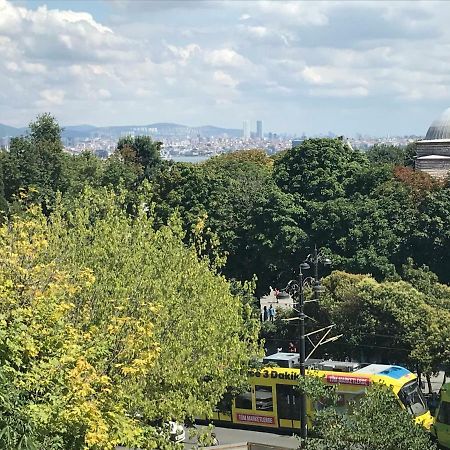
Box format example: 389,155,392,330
426,109,450,139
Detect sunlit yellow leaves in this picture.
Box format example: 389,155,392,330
0,203,161,449
0,188,259,449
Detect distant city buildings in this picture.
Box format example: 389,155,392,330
256,120,263,139
242,120,250,141
0,119,425,162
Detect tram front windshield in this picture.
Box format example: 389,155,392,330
398,379,428,417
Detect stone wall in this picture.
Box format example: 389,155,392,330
416,140,450,157
416,159,450,178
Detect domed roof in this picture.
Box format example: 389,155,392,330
425,108,450,140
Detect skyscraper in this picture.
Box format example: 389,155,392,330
243,120,250,140
256,120,263,139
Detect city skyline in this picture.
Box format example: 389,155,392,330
2,1,450,135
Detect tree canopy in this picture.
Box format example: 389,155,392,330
302,379,436,450
2,115,450,448
0,188,259,449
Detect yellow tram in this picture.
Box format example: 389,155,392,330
210,352,433,431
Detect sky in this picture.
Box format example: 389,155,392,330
2,0,450,136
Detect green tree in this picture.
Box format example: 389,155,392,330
2,114,65,204
366,143,408,166
116,135,162,179
55,187,260,421
273,138,369,202
63,151,103,197
411,187,450,284
302,379,436,450
318,271,450,373
0,153,8,218
101,153,139,190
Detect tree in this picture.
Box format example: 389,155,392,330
2,114,65,204
0,204,152,449
273,138,369,202
148,152,293,293
411,187,450,284
63,151,104,197
318,271,450,373
116,135,162,178
393,166,440,201
366,143,407,166
101,153,139,190
0,153,8,218
302,378,436,450
0,188,260,449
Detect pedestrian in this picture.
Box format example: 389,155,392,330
288,342,297,353
269,304,275,322
263,305,268,322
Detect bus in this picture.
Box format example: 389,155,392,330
431,382,450,449
208,352,433,432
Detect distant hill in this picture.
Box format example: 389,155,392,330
0,124,22,138
0,122,242,140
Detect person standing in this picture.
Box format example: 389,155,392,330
269,304,275,322
262,305,268,322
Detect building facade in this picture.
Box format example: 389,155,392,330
416,109,450,178
242,120,250,141
256,120,263,139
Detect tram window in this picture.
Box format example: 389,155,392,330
438,401,450,425
255,385,273,411
235,391,252,410
216,392,232,413
276,384,300,419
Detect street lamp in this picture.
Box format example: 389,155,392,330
282,246,331,444
297,261,310,442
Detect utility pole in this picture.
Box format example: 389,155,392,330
297,246,331,444
298,262,309,442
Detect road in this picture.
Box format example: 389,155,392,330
183,425,300,449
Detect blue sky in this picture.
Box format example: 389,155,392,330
2,0,450,136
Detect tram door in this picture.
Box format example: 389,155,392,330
276,384,300,429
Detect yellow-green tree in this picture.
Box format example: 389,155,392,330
0,188,259,449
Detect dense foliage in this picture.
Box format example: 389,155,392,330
300,377,436,450
317,270,450,373
2,114,450,447
0,186,259,448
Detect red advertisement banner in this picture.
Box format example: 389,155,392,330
326,374,371,386
236,413,275,424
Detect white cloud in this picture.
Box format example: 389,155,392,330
301,66,369,87
213,70,238,88
98,89,111,99
167,43,201,64
207,48,248,67
309,86,369,98
255,1,330,26
5,61,47,74
245,26,268,38
2,0,450,134
38,89,65,105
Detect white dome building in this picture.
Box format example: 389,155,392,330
416,109,450,178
